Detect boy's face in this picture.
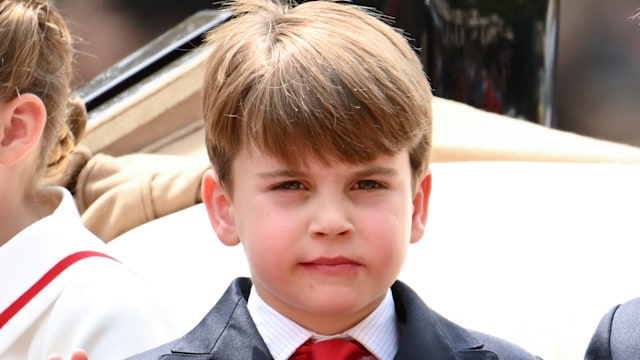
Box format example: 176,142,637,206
202,145,431,334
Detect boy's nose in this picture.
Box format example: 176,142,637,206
308,198,354,240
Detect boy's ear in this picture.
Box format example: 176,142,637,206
201,169,241,246
410,171,432,244
0,94,47,166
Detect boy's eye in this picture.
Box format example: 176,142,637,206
272,181,305,191
354,180,383,190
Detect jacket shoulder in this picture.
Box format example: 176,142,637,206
391,280,540,359
126,278,263,360
585,297,640,360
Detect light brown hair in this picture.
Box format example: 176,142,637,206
202,0,432,192
0,0,86,178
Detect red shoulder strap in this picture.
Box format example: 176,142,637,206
0,250,118,329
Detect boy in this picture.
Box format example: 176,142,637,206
130,0,541,359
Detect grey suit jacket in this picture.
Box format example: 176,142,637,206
129,277,540,360
585,297,640,360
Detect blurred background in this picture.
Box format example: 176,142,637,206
556,1,640,146
57,0,640,147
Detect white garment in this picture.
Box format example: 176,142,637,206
0,187,182,360
248,285,399,360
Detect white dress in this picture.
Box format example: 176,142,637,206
0,187,182,360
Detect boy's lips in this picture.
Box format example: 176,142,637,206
303,256,360,265
299,256,362,274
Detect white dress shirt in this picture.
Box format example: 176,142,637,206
247,285,399,360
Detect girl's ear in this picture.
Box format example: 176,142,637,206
410,171,432,244
0,94,47,166
201,168,241,246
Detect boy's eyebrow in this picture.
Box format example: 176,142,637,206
256,168,304,179
257,169,305,179
352,166,398,178
256,166,398,179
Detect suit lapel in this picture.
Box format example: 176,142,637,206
392,281,498,360
163,278,272,360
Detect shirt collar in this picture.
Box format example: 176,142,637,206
247,285,399,360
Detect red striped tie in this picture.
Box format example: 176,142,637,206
290,338,375,360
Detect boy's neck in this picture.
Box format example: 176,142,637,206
251,284,387,335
